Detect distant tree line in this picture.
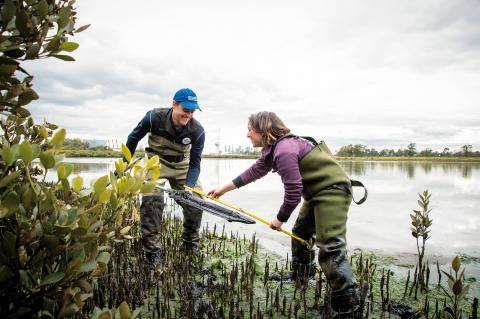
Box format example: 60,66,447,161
336,143,480,157
62,138,109,150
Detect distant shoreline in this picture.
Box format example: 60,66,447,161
62,150,480,162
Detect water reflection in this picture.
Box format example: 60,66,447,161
70,162,113,174
340,161,479,180
44,158,480,258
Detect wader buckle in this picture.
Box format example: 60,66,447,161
328,180,368,205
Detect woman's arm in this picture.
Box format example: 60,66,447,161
208,181,237,198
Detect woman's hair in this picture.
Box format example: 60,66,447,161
248,111,291,146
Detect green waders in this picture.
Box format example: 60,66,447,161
141,135,203,258
291,189,354,291
292,142,361,316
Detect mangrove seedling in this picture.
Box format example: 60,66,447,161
441,256,470,319
410,190,433,291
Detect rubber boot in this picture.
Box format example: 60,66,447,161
328,283,368,318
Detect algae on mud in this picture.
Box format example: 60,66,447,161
82,199,478,318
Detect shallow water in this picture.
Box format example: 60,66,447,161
41,158,480,258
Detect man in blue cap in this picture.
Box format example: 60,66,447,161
125,88,205,267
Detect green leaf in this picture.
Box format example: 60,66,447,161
0,265,13,284
115,160,125,176
40,150,56,169
40,235,59,249
146,155,159,170
52,54,75,62
72,176,83,192
57,303,79,318
58,6,71,29
61,178,70,192
77,260,97,273
39,272,65,286
98,189,112,203
0,171,21,188
118,177,133,194
16,107,32,119
71,227,87,238
1,145,13,166
2,191,20,216
0,232,16,258
19,140,33,164
459,284,470,300
17,90,39,106
64,163,73,178
21,185,36,210
0,171,22,188
37,0,48,20
452,279,462,295
96,252,110,265
4,48,24,59
140,182,156,194
452,256,461,272
79,232,100,242
51,128,66,145
75,279,92,293
57,165,66,180
0,64,17,76
45,36,61,51
93,175,109,197
119,301,131,319
121,144,132,163
31,144,41,160
131,308,142,319
25,43,41,60
39,126,49,139
109,172,117,191
109,192,118,209
120,226,131,235
443,310,454,319
1,0,16,23
75,24,91,33
16,10,32,37
60,42,79,52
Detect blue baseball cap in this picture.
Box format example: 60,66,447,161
173,88,202,111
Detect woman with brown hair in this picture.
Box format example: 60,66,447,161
208,111,365,317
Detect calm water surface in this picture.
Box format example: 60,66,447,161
44,158,480,259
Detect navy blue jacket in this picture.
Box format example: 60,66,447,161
126,108,205,187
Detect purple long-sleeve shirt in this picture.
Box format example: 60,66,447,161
232,136,315,222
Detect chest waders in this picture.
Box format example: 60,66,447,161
288,139,367,316
141,134,204,260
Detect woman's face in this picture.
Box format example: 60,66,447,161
247,125,264,148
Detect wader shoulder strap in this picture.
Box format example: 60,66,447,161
350,179,368,205
300,136,318,146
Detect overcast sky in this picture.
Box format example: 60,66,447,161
27,0,480,153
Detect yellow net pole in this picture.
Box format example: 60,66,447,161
184,186,308,246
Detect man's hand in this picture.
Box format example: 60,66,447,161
269,218,283,231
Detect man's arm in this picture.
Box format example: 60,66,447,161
126,110,152,155
185,126,205,187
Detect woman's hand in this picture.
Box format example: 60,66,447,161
208,181,237,198
269,218,283,231
207,188,225,198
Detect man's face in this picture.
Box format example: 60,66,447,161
171,101,195,128
247,125,264,148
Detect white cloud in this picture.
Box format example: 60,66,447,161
24,0,480,153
